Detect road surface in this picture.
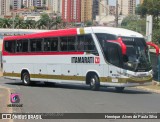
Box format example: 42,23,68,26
0,77,160,122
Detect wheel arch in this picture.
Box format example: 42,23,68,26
21,69,30,80
85,70,100,85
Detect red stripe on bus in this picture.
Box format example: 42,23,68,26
4,28,77,41
2,51,84,56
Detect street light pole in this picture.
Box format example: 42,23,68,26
116,0,118,27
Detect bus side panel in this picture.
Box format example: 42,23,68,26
47,64,61,82
33,64,48,82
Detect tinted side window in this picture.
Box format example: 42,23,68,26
68,37,76,51
77,35,96,51
22,40,28,52
30,39,43,52
51,39,58,51
16,40,28,52
4,41,16,53
44,38,58,51
60,37,68,51
16,41,23,52
60,36,76,51
96,33,117,48
106,43,121,67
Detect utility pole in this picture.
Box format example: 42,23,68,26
116,0,118,27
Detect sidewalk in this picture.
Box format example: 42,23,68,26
0,86,12,113
136,81,160,94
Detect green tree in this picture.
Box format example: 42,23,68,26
85,21,93,27
0,18,12,28
121,15,146,35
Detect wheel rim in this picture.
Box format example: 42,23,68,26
24,74,29,84
90,78,95,87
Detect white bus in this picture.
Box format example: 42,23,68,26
2,27,158,92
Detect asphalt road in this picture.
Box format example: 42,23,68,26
0,77,160,122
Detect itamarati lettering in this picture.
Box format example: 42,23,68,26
72,57,94,63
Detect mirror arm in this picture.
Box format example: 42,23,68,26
146,42,159,56
108,37,127,55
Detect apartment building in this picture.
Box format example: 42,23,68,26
118,0,136,15
23,0,43,8
62,0,81,23
11,0,22,10
92,0,99,20
46,0,62,14
81,0,92,22
0,0,11,16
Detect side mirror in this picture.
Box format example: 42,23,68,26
146,42,159,56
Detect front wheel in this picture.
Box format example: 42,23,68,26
115,87,125,92
22,72,31,86
89,75,100,91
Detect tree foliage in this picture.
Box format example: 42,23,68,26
0,13,63,30
121,15,146,35
124,0,160,43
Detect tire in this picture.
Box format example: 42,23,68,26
22,72,31,86
115,87,125,92
89,74,100,91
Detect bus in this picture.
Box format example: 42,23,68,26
2,27,158,92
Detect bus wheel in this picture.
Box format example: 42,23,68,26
22,72,31,86
115,87,124,92
89,75,100,91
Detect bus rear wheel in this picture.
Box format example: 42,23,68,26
115,87,125,92
22,72,31,86
89,75,100,91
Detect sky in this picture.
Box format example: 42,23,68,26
109,0,140,6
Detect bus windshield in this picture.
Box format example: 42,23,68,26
96,33,152,72
121,37,151,72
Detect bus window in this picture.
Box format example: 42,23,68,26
22,40,28,52
4,41,16,53
60,37,68,51
85,35,95,51
50,38,58,51
44,39,51,51
68,37,76,51
96,33,117,48
44,38,58,52
77,34,96,52
107,46,121,67
77,36,84,51
16,41,23,52
30,39,43,52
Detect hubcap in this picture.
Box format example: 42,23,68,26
90,78,95,86
24,74,29,84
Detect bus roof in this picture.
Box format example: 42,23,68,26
91,27,143,38
4,27,144,41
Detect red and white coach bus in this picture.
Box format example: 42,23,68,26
2,27,158,91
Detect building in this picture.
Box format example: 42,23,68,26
62,0,81,23
81,0,92,22
92,0,99,20
95,0,110,25
109,6,116,15
46,0,62,14
140,0,144,4
118,0,136,16
0,0,11,16
99,0,109,16
11,0,22,10
23,0,43,8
